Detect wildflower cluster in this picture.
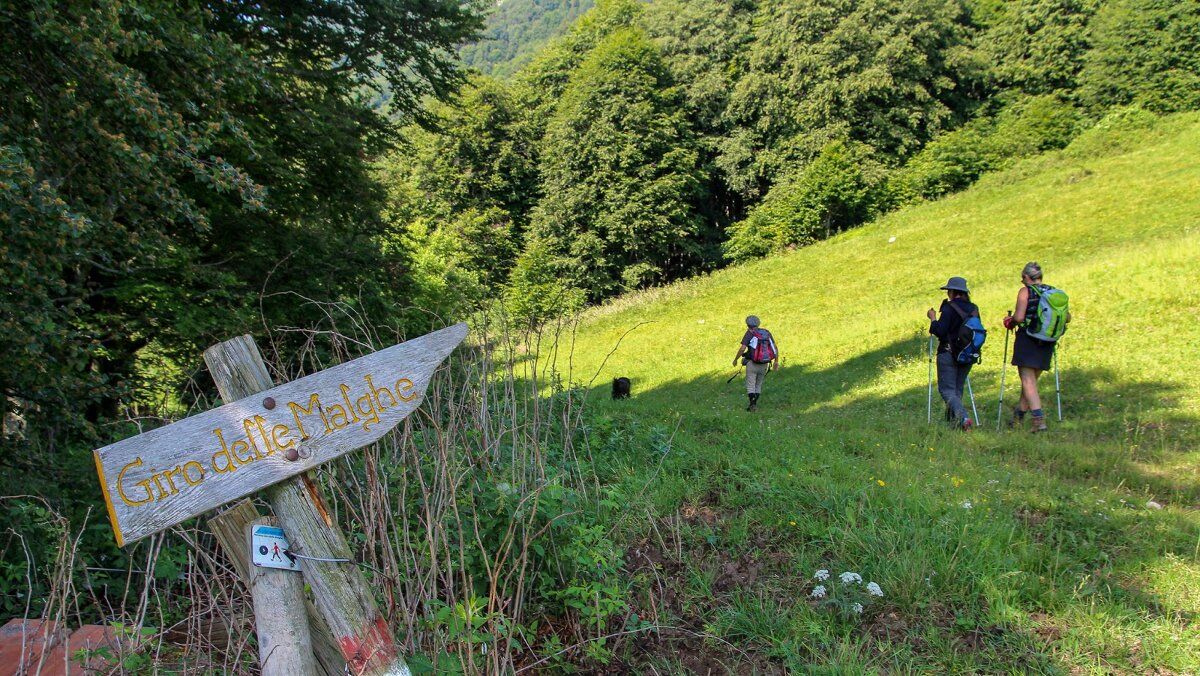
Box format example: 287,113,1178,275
807,569,884,620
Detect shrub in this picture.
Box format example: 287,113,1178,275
505,238,586,325
891,95,1084,203
723,141,889,263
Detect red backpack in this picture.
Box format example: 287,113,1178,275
748,329,777,363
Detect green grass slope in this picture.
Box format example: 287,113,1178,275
562,113,1200,672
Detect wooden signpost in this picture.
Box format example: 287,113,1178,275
92,323,468,675
94,323,467,546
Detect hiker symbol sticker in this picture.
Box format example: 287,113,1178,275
251,525,301,571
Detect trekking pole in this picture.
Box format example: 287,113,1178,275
726,368,742,385
926,336,935,424
1054,345,1063,422
997,311,1012,432
966,376,979,424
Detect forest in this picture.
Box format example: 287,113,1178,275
2,0,1198,671
399,0,1198,317
459,0,595,77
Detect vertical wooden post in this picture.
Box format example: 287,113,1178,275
205,336,410,676
246,516,318,676
211,501,347,676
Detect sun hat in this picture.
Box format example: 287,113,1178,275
940,276,970,294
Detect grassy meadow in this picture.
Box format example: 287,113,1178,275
549,112,1200,672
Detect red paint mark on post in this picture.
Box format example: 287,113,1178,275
337,615,397,674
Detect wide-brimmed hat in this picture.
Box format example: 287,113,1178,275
940,276,970,294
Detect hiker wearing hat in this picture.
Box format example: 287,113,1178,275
733,315,779,412
1002,262,1071,432
927,277,981,429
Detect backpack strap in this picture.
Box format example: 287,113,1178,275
947,300,978,319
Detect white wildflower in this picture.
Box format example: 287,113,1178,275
810,585,827,599
961,500,973,509
814,569,830,581
866,582,883,597
839,572,862,584
851,603,864,614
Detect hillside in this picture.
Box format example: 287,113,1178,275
459,0,594,77
557,112,1200,671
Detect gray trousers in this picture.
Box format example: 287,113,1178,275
936,351,972,422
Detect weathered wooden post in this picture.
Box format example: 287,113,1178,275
92,323,467,676
204,335,413,675
245,515,317,676
210,500,346,675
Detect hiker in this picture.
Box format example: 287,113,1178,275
733,315,779,412
927,276,983,429
1002,261,1070,432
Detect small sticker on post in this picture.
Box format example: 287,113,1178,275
251,525,301,571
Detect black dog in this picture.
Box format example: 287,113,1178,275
612,377,631,400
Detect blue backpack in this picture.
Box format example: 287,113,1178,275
949,302,987,365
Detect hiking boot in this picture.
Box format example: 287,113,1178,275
1008,408,1026,429
1030,414,1048,433
747,401,758,412
960,417,974,431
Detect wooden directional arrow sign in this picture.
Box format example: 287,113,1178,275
94,323,467,546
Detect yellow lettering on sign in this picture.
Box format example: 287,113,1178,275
327,403,350,430
182,461,206,486
366,375,396,410
395,378,416,402
271,423,295,450
251,416,277,457
211,428,238,473
339,384,362,425
355,390,380,431
289,393,330,440
231,438,254,465
116,458,154,507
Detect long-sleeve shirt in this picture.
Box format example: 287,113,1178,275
929,298,979,354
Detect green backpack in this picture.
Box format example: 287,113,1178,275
1025,284,1069,342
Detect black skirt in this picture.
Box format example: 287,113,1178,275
1012,329,1055,371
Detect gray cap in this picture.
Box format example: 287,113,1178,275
940,276,970,294
745,315,761,328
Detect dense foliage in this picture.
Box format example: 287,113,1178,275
460,0,596,77
2,0,1198,668
0,0,478,550
391,0,1200,313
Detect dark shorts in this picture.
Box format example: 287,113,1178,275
1012,329,1054,371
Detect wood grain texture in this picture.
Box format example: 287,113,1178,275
207,334,416,676
247,516,318,676
210,501,348,676
93,323,467,545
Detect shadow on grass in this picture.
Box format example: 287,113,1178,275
576,338,1199,671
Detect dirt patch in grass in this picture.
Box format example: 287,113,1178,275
865,609,910,643
680,503,721,526
1030,612,1064,642
617,521,802,672
1016,506,1050,531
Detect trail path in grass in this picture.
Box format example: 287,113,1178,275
558,113,1200,672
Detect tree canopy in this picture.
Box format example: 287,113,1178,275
1,0,479,475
